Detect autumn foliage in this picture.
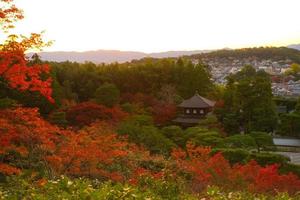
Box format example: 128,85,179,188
1,0,54,103
0,51,54,103
0,107,61,175
66,102,128,127
0,107,140,181
171,143,300,195
46,122,131,181
121,93,177,124
0,0,23,31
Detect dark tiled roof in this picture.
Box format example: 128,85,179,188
172,117,201,124
179,93,215,108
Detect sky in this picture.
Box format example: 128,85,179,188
5,0,300,53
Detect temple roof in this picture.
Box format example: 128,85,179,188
178,93,215,108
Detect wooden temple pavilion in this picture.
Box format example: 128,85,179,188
172,92,215,127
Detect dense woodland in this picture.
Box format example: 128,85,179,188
189,47,300,63
1,0,300,199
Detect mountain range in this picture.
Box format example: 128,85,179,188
288,44,300,51
27,50,210,63
27,44,300,63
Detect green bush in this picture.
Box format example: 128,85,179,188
280,163,300,177
211,148,250,164
94,83,120,107
204,185,299,200
0,97,17,109
127,114,154,126
184,127,223,147
212,149,291,166
184,127,209,136
161,126,185,147
249,153,290,166
250,131,274,151
0,175,198,200
220,134,257,149
49,111,68,127
117,115,175,155
189,132,223,147
121,102,135,113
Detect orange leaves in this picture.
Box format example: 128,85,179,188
0,51,54,103
152,103,177,125
46,122,130,180
0,107,62,174
66,102,128,127
0,0,23,31
1,0,54,103
171,144,300,195
0,163,21,175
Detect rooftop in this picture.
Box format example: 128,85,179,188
178,92,215,108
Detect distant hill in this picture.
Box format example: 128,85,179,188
27,50,210,63
288,44,300,51
187,47,300,64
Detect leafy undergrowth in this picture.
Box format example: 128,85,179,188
1,175,300,200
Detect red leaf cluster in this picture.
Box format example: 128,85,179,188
171,143,300,195
0,51,54,103
121,93,177,124
46,122,130,180
0,107,62,174
66,102,128,127
0,0,23,30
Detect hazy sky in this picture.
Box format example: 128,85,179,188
6,0,300,52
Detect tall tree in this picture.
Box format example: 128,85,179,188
0,0,54,104
220,65,277,134
94,83,120,107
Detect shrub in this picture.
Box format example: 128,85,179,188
221,134,257,149
152,103,177,125
121,102,134,113
280,163,300,177
0,175,199,200
189,132,223,147
184,127,210,136
211,148,250,164
0,98,17,109
66,102,127,127
184,127,223,147
161,126,185,147
250,131,274,151
204,185,300,200
117,116,175,155
0,107,63,176
184,126,223,146
249,153,290,166
48,111,68,127
94,83,120,107
172,144,300,195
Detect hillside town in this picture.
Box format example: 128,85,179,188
195,57,300,97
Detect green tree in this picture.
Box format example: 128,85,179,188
94,83,120,107
250,131,274,152
219,66,277,134
285,63,300,77
117,115,175,155
161,125,185,147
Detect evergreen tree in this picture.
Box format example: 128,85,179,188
94,83,120,107
220,65,277,134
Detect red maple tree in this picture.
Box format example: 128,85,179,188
0,0,54,103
